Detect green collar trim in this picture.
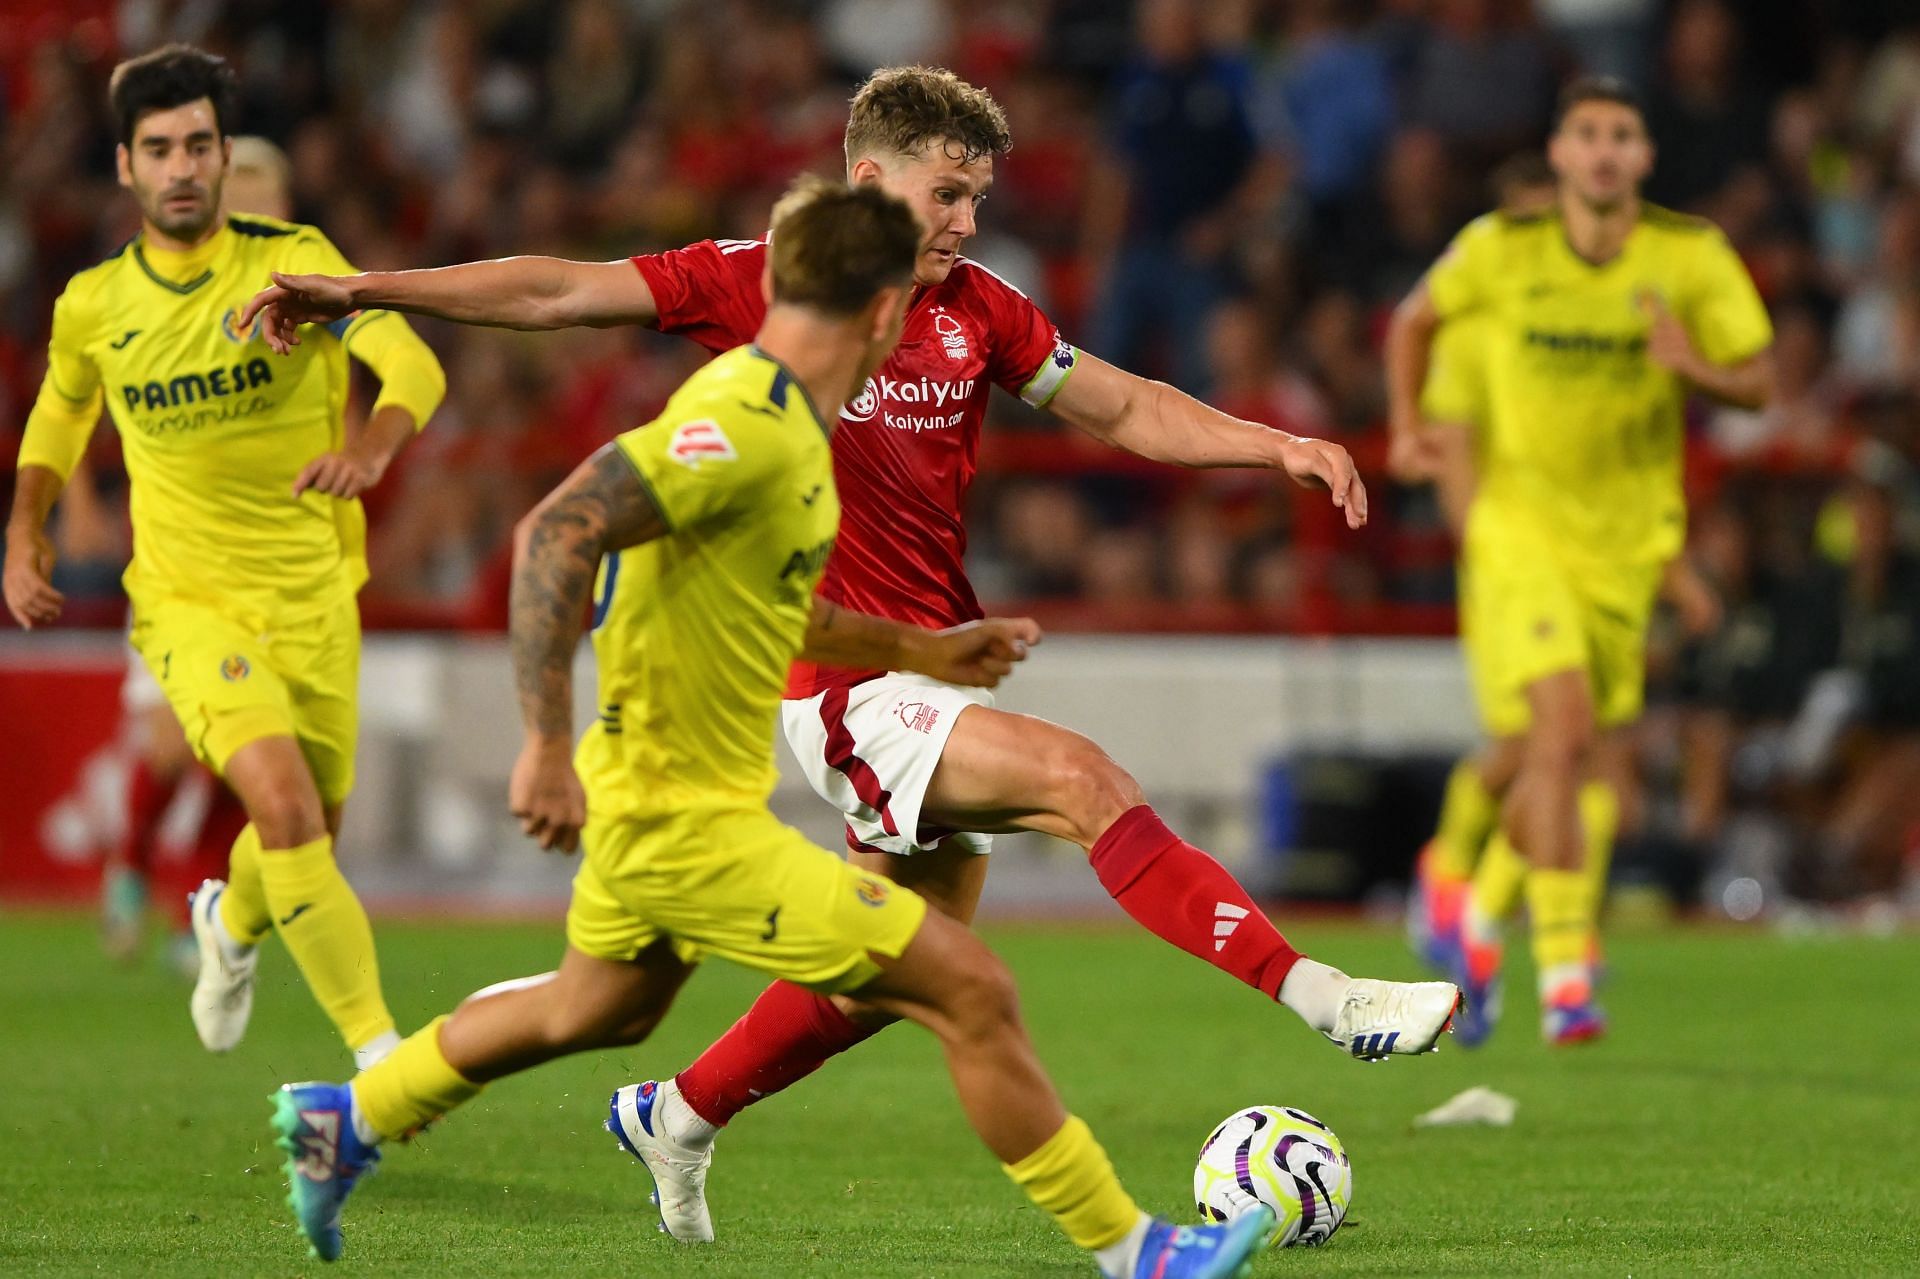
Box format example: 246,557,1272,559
133,243,214,295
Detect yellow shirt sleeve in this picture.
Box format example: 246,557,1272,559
17,286,103,482
344,312,445,430
615,400,790,532
1685,231,1774,367
1425,214,1504,321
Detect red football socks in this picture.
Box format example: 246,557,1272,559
674,980,880,1128
1088,804,1300,998
118,758,182,876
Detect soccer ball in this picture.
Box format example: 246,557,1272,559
1193,1105,1352,1248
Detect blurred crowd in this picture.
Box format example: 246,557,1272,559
4,1,1920,910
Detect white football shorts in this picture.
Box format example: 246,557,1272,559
781,672,994,858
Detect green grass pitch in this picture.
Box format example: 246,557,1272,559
1,911,1914,1276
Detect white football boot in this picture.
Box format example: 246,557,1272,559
608,1081,715,1243
188,879,257,1052
1324,978,1461,1060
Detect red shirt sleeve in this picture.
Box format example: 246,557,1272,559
630,239,766,355
972,263,1069,400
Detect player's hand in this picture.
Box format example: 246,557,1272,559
238,272,359,355
1278,435,1368,528
1639,290,1702,380
1386,427,1442,484
1663,561,1724,639
509,738,586,854
3,527,64,629
294,448,385,500
908,618,1042,688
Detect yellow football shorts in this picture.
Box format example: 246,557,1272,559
1459,506,1662,738
128,591,360,804
567,804,929,994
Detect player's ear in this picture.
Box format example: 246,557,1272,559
759,260,774,308
867,284,908,344
115,143,133,190
848,155,884,188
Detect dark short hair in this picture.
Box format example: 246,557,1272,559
110,44,238,146
1554,75,1644,131
845,66,1011,167
768,176,920,316
1489,152,1555,202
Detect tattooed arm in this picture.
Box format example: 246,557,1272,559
506,443,667,851
801,600,1043,688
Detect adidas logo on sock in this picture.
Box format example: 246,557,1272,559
1213,902,1249,952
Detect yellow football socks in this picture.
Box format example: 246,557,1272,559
1003,1115,1141,1252
257,834,396,1051
1578,781,1620,917
217,822,273,946
1468,832,1530,932
1432,760,1499,880
1526,868,1592,997
351,1016,483,1142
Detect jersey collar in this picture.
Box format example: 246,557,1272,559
133,223,227,295
749,345,831,437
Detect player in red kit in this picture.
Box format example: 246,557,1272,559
241,66,1459,1242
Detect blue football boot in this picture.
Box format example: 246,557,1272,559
269,1081,380,1261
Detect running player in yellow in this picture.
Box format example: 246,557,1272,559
1390,154,1557,977
1385,77,1773,1044
1394,152,1725,1003
266,178,1273,1279
3,45,446,1069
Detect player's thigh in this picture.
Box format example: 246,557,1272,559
782,675,995,858
849,903,1014,1037
1519,668,1597,768
276,596,361,808
590,808,930,997
848,841,990,924
130,596,301,783
544,940,693,1045
921,704,1144,847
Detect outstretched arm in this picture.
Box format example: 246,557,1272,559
802,600,1041,688
239,256,658,355
1046,353,1368,528
507,444,668,851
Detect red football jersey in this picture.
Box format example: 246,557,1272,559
633,238,1077,696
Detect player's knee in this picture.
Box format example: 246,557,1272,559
1042,738,1145,847
247,786,325,848
1479,737,1525,792
942,945,1021,1040
1524,715,1593,779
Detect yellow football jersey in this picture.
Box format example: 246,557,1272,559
576,345,840,818
18,215,426,624
1426,205,1772,565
